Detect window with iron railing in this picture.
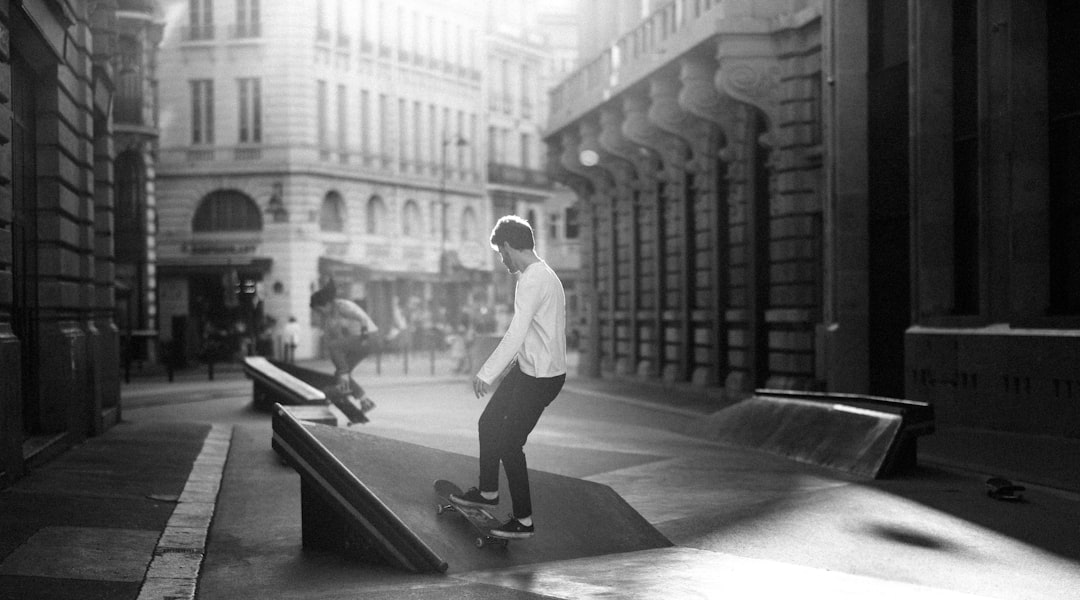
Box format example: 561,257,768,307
187,0,214,40
190,79,214,144
233,0,260,38
115,35,143,125
237,78,261,143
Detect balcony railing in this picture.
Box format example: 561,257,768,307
229,21,261,38
547,0,727,132
114,71,145,125
182,24,216,41
487,162,551,189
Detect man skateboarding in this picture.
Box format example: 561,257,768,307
310,280,377,416
451,215,567,539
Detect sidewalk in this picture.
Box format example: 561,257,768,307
1,373,1077,599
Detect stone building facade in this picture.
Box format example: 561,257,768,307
548,1,825,395
1,0,144,485
546,0,1080,438
154,0,491,361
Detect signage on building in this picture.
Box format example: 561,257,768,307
183,242,258,255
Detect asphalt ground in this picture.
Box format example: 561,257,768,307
1,359,1079,599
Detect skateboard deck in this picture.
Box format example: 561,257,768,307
433,479,509,549
985,477,1026,502
323,379,374,425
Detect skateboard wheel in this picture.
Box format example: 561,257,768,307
436,504,445,515
475,537,485,549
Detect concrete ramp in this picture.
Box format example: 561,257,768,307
688,390,934,478
272,407,671,573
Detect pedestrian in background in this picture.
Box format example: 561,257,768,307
310,281,378,412
282,316,300,363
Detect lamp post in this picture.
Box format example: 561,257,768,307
436,134,468,373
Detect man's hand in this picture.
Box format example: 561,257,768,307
335,373,351,393
472,376,490,399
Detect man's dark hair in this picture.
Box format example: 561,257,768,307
489,215,534,251
310,279,336,308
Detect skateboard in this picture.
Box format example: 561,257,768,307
433,479,509,549
985,477,1026,502
322,379,375,425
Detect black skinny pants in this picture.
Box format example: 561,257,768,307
477,363,565,519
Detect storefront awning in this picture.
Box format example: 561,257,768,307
157,256,273,275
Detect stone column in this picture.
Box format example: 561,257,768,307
598,107,655,377
822,0,870,394
623,91,690,382
714,40,781,395
580,117,638,376
555,130,608,378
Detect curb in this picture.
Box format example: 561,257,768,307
137,424,234,600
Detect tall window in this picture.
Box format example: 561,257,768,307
548,212,561,241
114,151,146,262
488,125,497,162
337,84,347,152
1048,3,1080,314
116,35,143,124
189,0,214,39
521,133,531,169
320,191,345,232
456,111,466,172
398,98,408,168
360,90,371,156
192,190,262,231
379,94,390,162
190,79,214,144
413,100,422,168
317,80,328,151
565,205,580,239
235,0,260,37
402,200,422,236
316,0,330,41
951,0,979,314
469,114,478,173
367,195,387,234
429,104,438,168
359,0,372,50
237,78,261,143
521,64,532,116
461,207,478,242
501,59,511,113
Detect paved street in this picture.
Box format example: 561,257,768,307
112,364,1080,599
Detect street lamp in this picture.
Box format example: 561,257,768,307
439,134,469,307
435,134,468,374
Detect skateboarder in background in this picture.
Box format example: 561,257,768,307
310,280,378,412
451,215,567,539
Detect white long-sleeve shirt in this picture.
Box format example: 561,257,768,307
477,260,566,384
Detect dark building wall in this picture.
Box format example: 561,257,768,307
906,0,1080,437
0,0,123,486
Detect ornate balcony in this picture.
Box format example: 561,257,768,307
487,162,551,189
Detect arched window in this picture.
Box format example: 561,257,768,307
192,190,262,231
460,206,478,244
402,200,422,236
366,195,387,235
319,191,345,232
